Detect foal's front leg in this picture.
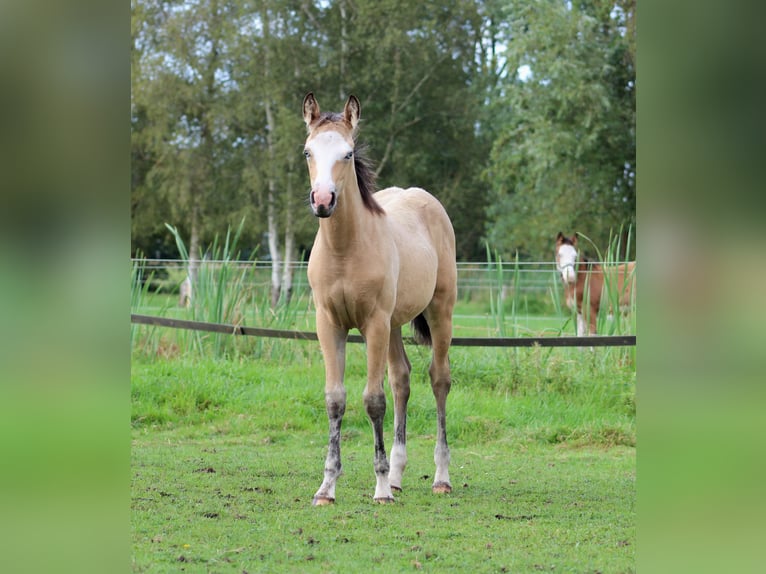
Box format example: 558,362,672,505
313,319,348,506
362,317,394,503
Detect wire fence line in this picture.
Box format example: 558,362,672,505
128,259,637,272
131,313,636,348
131,258,635,299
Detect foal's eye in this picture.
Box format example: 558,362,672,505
344,151,353,160
303,149,311,159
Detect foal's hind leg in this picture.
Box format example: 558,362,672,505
425,306,453,494
387,327,411,492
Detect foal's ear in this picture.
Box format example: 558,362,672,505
556,231,565,242
344,95,361,131
303,92,320,132
570,233,578,246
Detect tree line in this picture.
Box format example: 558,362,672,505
131,0,635,304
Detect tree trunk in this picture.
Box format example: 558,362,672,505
264,100,282,308
268,209,281,308
188,199,201,284
280,210,295,305
339,0,348,99
261,6,283,308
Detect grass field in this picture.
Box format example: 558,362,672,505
132,334,635,572
132,430,634,573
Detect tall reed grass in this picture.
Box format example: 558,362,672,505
130,250,160,349
131,221,311,361
485,243,510,338
484,243,555,339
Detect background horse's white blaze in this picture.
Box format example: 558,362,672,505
556,243,578,286
302,93,457,506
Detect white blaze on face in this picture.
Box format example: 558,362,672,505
305,130,353,208
557,243,578,284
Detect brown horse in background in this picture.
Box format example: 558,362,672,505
555,232,636,336
302,93,457,505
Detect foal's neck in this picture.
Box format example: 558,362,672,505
317,179,373,251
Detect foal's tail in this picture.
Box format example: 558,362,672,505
411,313,432,346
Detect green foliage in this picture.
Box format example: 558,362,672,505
132,0,254,254
131,1,635,263
131,1,637,262
484,0,636,260
138,1,620,262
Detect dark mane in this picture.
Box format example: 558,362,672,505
353,143,384,216
315,112,345,128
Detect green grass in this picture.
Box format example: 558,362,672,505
132,346,634,445
132,345,635,572
132,432,634,573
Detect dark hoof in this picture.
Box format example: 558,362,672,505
432,482,452,494
374,496,395,504
312,496,335,506
391,485,403,493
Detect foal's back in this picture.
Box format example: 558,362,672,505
377,187,454,249
375,186,457,328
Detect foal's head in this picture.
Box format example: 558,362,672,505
555,232,579,285
302,93,382,218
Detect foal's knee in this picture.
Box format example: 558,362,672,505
431,379,451,401
389,366,411,399
429,363,451,394
325,388,346,418
389,360,411,384
363,389,387,419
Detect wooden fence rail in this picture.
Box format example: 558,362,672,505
131,314,636,348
